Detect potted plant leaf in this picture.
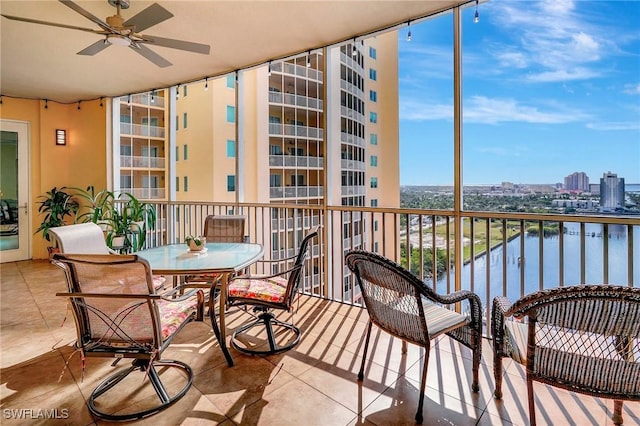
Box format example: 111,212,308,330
35,187,80,248
71,185,115,230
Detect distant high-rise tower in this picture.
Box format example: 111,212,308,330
599,172,625,211
564,171,589,192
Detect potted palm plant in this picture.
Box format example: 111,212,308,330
35,187,79,248
71,185,115,230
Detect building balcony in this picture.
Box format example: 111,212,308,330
120,155,165,169
3,257,638,425
120,122,166,138
271,60,324,82
269,90,324,111
269,154,324,169
340,131,366,148
341,158,366,171
269,185,324,199
118,187,165,200
119,93,166,108
269,123,324,140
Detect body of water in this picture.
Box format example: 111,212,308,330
436,222,640,308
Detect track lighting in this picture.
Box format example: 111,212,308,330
268,62,272,76
0,95,3,105
176,84,180,100
474,0,479,23
99,97,103,107
127,94,131,103
306,51,311,68
352,38,357,57
44,99,48,109
407,21,412,42
204,78,209,91
151,90,155,103
77,101,81,110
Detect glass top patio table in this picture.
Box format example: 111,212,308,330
137,242,264,367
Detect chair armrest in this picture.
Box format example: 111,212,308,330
491,296,514,357
158,287,203,303
234,263,303,281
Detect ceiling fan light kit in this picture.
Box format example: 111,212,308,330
1,0,210,67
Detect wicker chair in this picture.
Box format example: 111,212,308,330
492,285,640,426
345,250,482,424
52,253,204,421
226,225,319,355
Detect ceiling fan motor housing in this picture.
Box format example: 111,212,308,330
108,0,130,9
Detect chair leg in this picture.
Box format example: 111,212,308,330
527,376,536,426
88,359,193,421
472,334,481,393
358,321,373,381
493,355,503,399
612,400,623,425
415,348,430,424
230,311,301,355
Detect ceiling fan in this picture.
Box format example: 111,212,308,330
1,0,210,68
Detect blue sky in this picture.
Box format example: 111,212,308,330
399,0,640,186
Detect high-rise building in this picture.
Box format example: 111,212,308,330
114,33,399,301
600,172,625,212
564,172,589,192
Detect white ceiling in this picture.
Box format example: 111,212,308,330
1,0,468,104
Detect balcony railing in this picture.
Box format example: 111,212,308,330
119,187,166,200
120,123,165,138
133,201,640,336
340,132,365,148
269,186,324,199
120,155,165,168
271,61,324,82
269,91,324,111
269,123,324,140
269,155,324,168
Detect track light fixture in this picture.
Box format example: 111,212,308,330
44,99,48,109
306,51,311,68
204,78,209,91
99,97,103,107
127,94,131,103
77,101,81,110
407,21,412,42
268,62,272,76
352,38,357,57
151,90,155,103
176,84,180,100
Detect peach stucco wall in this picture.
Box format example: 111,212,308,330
0,97,108,259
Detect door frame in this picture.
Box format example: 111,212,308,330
0,119,31,262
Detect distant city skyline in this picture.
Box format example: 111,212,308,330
398,0,640,186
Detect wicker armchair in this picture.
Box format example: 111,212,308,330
52,253,204,421
492,285,640,426
345,250,482,424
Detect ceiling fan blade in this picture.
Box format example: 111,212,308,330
123,3,173,33
131,44,172,68
140,35,210,55
1,14,101,34
59,0,113,32
77,40,111,56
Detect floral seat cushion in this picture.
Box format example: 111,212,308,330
157,298,198,340
228,276,288,304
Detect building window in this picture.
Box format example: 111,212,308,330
369,112,377,123
227,140,236,157
270,174,281,187
226,105,236,123
183,144,188,160
370,177,378,188
227,175,236,192
369,90,377,102
175,115,179,130
370,134,378,145
183,112,188,129
369,46,376,59
176,177,180,192
370,155,378,167
374,242,379,253
226,74,235,88
369,68,377,81
371,199,378,207
120,175,132,189
183,176,188,192
374,220,378,231
183,85,188,97
175,146,179,161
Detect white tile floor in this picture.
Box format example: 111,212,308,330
1,259,638,425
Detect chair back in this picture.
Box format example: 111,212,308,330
203,215,247,243
345,250,430,346
50,222,112,254
511,285,640,398
284,225,319,305
52,253,162,355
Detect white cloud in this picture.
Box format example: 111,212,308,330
623,84,640,95
526,68,601,83
586,122,640,131
400,95,591,124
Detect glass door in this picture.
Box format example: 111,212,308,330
0,120,29,262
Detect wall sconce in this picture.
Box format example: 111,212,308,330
55,129,66,146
